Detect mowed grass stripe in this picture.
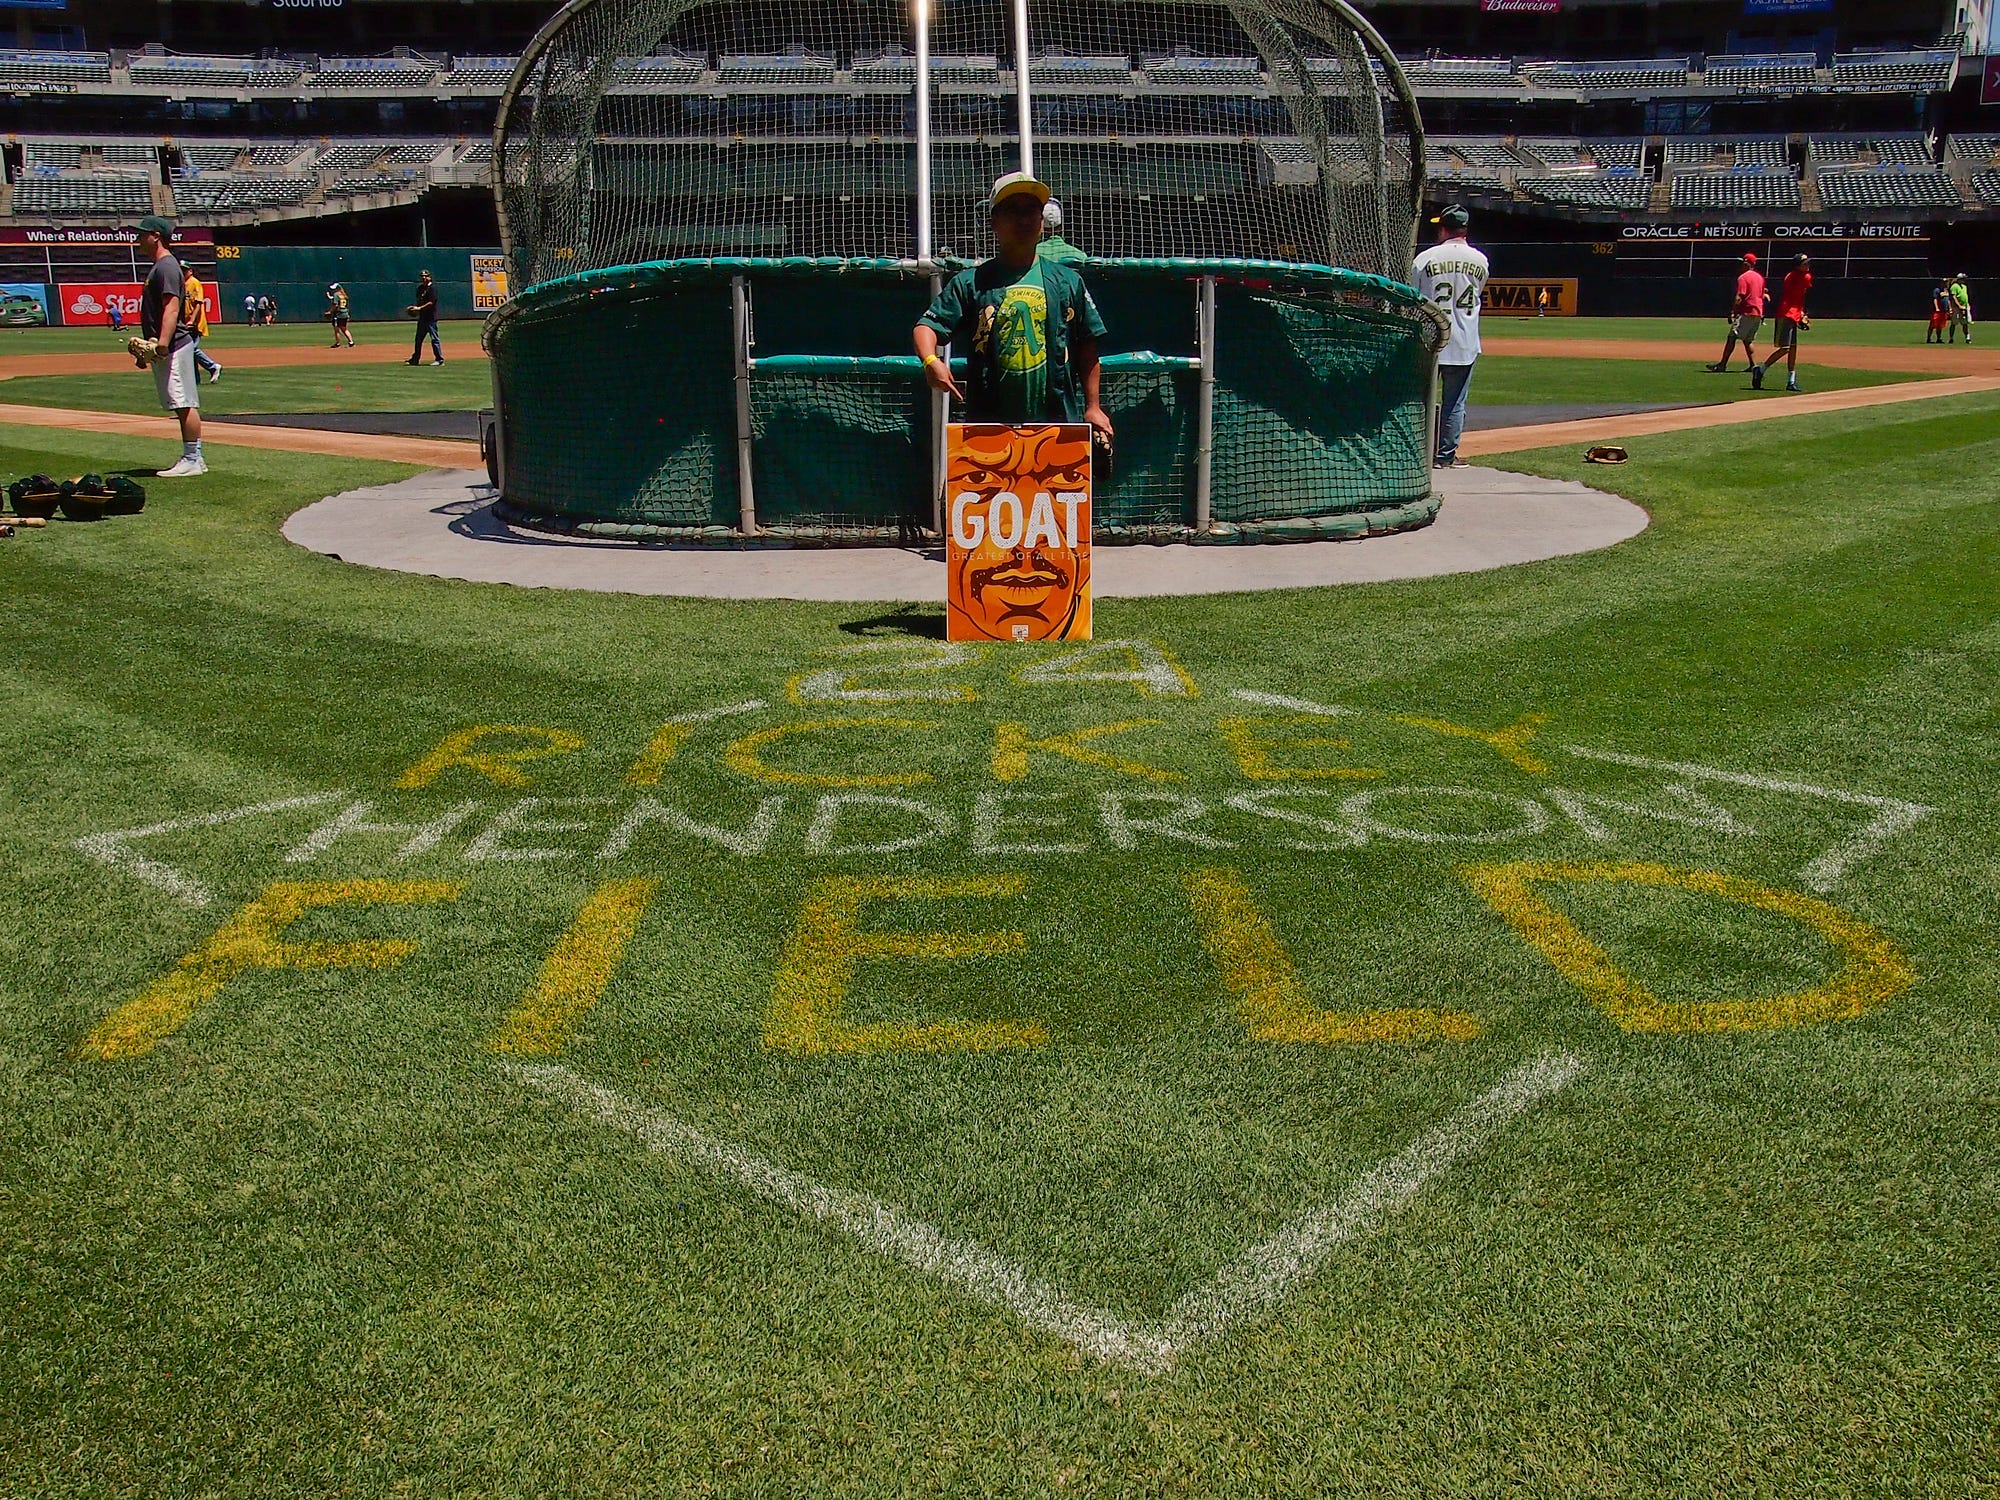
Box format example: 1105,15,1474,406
1,387,1998,1494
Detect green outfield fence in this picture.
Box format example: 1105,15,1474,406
214,246,498,323
483,256,1445,546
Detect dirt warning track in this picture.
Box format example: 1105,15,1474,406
1466,375,2000,456
0,401,482,468
1483,337,2000,377
0,339,488,379
0,336,1991,472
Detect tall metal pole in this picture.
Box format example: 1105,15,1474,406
1193,276,1217,534
731,274,757,534
1012,0,1033,176
914,0,933,261
915,0,948,533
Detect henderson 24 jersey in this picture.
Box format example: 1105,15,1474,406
1412,240,1490,365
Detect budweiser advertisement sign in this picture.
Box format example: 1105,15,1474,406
1480,0,1563,12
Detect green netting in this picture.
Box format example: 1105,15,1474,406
485,256,1444,544
495,0,1428,285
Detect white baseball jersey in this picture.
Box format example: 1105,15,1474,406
1413,239,1490,365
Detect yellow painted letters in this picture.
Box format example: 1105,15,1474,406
84,880,461,1060
395,725,586,789
765,875,1042,1054
1460,859,1915,1033
1183,867,1478,1044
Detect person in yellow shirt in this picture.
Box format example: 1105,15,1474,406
182,265,221,383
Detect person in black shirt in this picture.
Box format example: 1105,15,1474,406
130,215,204,477
405,270,442,366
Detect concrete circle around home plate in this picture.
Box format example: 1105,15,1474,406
282,467,1648,602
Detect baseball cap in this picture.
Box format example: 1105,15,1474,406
1043,197,1064,230
1742,252,1757,264
328,281,341,290
986,171,1050,211
1795,252,1810,263
1431,205,1470,229
132,215,174,241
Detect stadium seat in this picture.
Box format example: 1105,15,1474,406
1830,51,1954,91
1667,169,1800,210
1523,59,1689,90
440,59,520,90
1141,56,1265,88
0,50,110,86
312,59,439,89
172,176,315,212
1816,167,1962,209
1518,174,1652,210
10,175,155,216
1699,54,1815,91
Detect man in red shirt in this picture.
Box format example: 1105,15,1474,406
1707,252,1766,374
1752,254,1813,392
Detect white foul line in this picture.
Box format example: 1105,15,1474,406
1229,687,1353,717
663,698,766,724
1162,1051,1584,1344
504,1059,1171,1370
1562,744,1933,892
72,791,348,907
504,1051,1583,1372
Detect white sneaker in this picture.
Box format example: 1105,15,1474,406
157,456,207,478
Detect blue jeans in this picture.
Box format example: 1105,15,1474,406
190,334,219,378
414,320,442,361
1436,361,1474,465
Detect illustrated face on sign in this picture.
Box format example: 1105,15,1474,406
947,425,1090,642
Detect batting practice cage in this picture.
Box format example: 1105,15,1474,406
484,0,1444,544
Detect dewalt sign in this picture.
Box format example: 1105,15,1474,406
1482,278,1578,317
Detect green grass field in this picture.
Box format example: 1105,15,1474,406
1467,356,1915,406
0,358,492,416
1481,314,1951,347
0,355,1909,419
0,319,1927,421
2,364,1997,1496
0,317,484,354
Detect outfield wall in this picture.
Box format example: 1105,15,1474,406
210,245,504,323
1476,221,1995,321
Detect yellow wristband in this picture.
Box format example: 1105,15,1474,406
923,354,943,369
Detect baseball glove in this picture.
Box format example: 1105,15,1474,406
126,336,164,366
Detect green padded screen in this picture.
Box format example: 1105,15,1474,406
485,257,1444,544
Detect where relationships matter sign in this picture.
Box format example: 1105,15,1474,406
944,423,1093,643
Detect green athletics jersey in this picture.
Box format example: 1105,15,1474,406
1037,234,1089,266
919,256,1107,423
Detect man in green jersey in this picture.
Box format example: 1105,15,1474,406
913,172,1113,445
1037,198,1089,265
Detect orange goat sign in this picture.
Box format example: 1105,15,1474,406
944,423,1093,643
